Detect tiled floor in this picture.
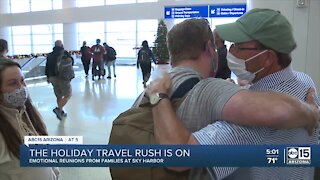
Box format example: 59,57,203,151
26,64,171,180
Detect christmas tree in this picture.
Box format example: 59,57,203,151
153,19,169,64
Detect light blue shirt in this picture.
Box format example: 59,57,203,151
193,65,320,180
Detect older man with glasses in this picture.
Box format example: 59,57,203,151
147,9,320,180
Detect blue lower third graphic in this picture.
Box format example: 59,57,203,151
20,145,320,167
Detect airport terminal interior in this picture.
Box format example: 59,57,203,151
27,64,171,180
1,0,320,179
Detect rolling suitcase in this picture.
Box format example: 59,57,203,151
92,68,105,77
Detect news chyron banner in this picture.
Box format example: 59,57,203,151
21,136,320,167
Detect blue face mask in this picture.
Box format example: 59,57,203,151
227,50,267,83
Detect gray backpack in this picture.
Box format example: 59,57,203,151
139,49,149,63
56,52,75,80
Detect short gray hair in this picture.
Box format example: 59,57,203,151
55,40,63,47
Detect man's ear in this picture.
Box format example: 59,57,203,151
263,50,277,67
206,40,215,54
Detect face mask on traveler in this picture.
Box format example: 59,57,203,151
227,50,267,83
3,86,28,108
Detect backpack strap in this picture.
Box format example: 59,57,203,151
170,77,200,100
139,77,200,107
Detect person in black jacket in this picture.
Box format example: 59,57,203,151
103,42,117,79
80,41,92,78
45,40,73,120
137,40,157,87
214,31,231,79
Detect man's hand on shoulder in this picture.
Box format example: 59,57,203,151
146,73,171,97
226,78,236,84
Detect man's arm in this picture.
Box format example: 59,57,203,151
148,74,319,175
149,50,157,64
152,96,262,177
136,51,140,68
45,55,50,83
222,89,319,134
151,95,197,172
147,74,198,145
152,97,197,145
45,56,49,76
148,74,319,136
149,85,255,176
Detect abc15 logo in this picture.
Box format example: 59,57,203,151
287,147,311,160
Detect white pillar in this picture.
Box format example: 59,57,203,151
63,23,78,51
247,0,320,93
62,0,78,51
0,0,9,14
0,0,12,55
63,0,76,9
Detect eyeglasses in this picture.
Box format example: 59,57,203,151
230,43,261,51
199,18,216,50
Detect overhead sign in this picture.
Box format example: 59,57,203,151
164,6,208,19
164,4,246,19
209,4,246,17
